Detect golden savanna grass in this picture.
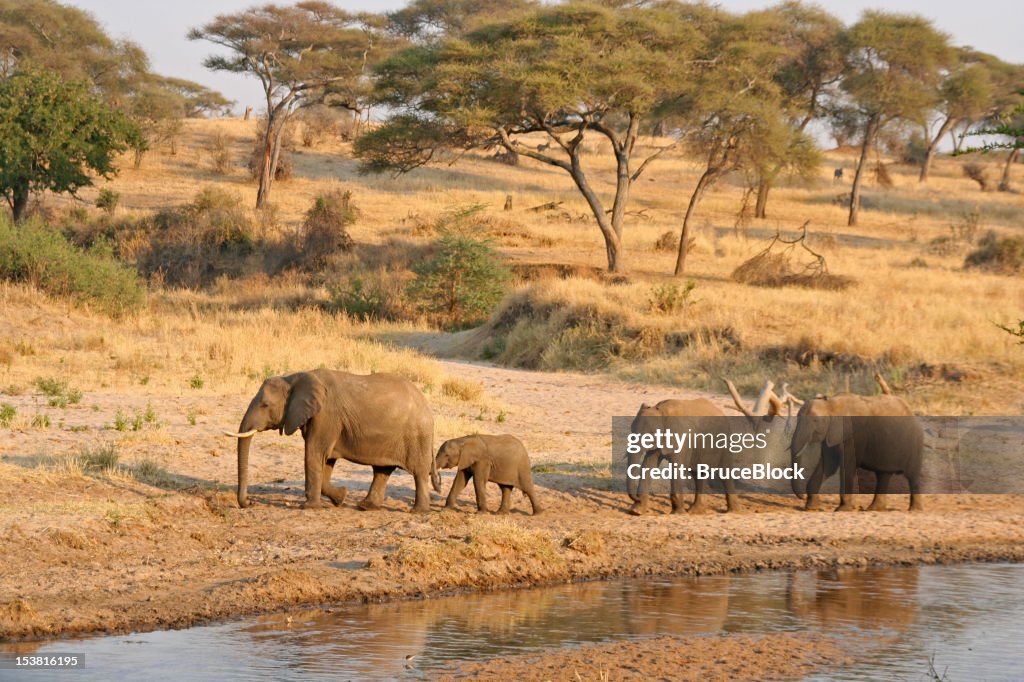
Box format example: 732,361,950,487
17,117,1024,414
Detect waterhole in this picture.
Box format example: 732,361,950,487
2,563,1022,680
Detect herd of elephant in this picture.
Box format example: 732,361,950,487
223,368,925,516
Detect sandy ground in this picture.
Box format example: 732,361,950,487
1,357,1023,670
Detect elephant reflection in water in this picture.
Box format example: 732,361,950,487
625,575,732,636
787,567,918,634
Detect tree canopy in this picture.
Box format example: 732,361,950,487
190,2,395,208
358,1,708,272
0,67,140,221
838,11,954,225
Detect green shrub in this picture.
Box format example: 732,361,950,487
80,444,118,471
0,403,15,427
330,277,389,320
33,377,83,407
190,374,204,389
406,234,509,329
0,216,145,316
965,231,1024,274
648,281,696,315
95,188,120,215
31,414,50,428
300,190,356,270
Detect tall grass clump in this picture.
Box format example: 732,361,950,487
0,215,145,316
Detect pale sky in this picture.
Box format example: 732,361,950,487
66,0,1024,113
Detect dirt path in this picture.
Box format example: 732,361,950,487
1,358,1023,645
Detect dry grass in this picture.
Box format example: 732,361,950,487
20,118,1024,415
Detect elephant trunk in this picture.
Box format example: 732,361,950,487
234,411,260,508
237,434,253,508
430,454,441,493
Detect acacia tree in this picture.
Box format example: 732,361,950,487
0,68,139,221
670,13,796,275
838,11,953,226
357,3,705,273
744,2,844,218
190,2,391,208
918,51,994,183
0,0,148,96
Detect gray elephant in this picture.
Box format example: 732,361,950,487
790,394,924,512
627,399,742,515
224,369,439,511
435,435,542,515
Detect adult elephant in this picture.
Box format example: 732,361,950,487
790,394,924,512
224,369,439,511
626,399,741,515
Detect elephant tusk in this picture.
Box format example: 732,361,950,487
223,429,258,438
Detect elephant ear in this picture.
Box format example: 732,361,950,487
458,437,483,470
824,415,849,448
283,373,326,436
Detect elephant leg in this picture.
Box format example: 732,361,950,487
835,442,858,512
629,453,656,515
669,471,686,514
724,477,743,513
412,471,431,514
689,478,711,514
445,469,471,509
804,457,825,511
472,462,492,513
866,472,892,512
358,466,395,511
521,478,543,516
301,437,332,510
321,459,347,507
908,472,925,512
497,485,513,514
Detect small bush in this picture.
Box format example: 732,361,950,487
34,377,82,407
648,281,696,315
80,444,119,472
299,191,357,270
407,234,509,329
95,189,120,215
963,163,991,191
0,216,145,316
31,414,50,428
330,277,389,320
653,231,677,252
208,133,234,174
0,404,15,427
138,188,260,287
190,374,204,389
965,231,1024,274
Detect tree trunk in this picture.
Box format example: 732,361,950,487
255,116,275,209
754,178,770,219
567,154,622,273
11,184,29,222
674,170,712,276
133,148,145,170
848,115,879,227
920,117,956,183
998,147,1020,192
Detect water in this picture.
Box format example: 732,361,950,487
3,564,1023,680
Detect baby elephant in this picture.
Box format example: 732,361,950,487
435,435,542,515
